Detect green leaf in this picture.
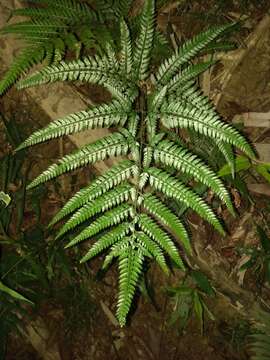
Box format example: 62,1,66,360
191,270,215,296
218,155,251,177
0,280,33,304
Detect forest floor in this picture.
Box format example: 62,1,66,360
1,1,270,359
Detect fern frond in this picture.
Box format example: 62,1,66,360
120,20,133,76
17,100,130,150
142,193,191,254
65,204,133,248
156,23,233,86
138,213,185,270
0,46,45,95
133,0,155,80
153,139,233,212
136,231,169,274
49,160,138,226
102,237,130,269
80,222,131,263
116,247,144,326
17,54,121,90
167,60,216,93
12,1,98,23
146,167,224,233
57,184,133,238
160,101,255,158
249,310,270,360
27,132,131,189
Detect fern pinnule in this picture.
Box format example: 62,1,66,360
155,23,234,86
120,20,133,76
136,231,169,274
153,139,234,213
138,213,185,270
65,204,133,248
166,60,216,93
160,102,255,158
16,101,130,150
116,248,144,326
80,223,131,263
49,160,138,227
142,193,191,254
27,132,131,189
147,167,224,234
56,184,133,239
133,0,155,80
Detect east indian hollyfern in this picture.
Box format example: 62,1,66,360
15,0,254,326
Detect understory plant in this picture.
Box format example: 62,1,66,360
0,0,170,95
13,0,255,326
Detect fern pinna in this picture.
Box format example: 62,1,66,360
15,0,254,326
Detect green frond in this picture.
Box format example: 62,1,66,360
0,46,45,95
117,247,144,326
12,1,98,23
153,139,234,213
120,20,133,76
142,193,191,254
49,160,138,226
167,60,216,93
143,147,153,168
17,54,121,91
146,167,224,234
16,100,130,150
133,0,155,80
138,214,185,270
136,231,169,274
65,204,134,248
102,237,130,269
56,184,133,238
80,222,131,263
155,23,233,86
127,113,140,138
160,101,255,158
0,20,64,37
27,132,131,189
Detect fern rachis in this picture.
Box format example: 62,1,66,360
15,0,255,326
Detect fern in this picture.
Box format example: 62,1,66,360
14,0,255,326
249,310,270,360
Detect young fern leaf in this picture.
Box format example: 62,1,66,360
27,132,131,189
133,0,155,80
49,160,138,226
146,167,224,233
142,193,191,254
